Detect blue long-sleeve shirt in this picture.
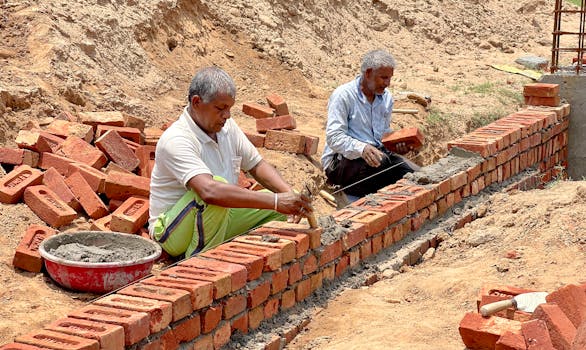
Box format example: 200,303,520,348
321,76,394,170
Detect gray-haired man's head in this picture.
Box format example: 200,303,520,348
360,49,396,75
188,66,236,104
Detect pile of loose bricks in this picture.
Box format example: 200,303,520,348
0,83,576,350
241,93,319,156
460,283,586,350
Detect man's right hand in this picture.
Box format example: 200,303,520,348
276,191,313,217
362,144,384,167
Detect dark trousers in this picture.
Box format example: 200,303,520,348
325,148,415,198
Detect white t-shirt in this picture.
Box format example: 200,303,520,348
148,107,262,231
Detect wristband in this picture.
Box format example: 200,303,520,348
274,193,278,211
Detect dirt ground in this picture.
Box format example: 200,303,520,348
1,0,584,348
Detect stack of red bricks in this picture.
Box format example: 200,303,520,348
459,283,586,349
0,83,575,349
242,93,319,156
0,111,166,273
524,83,561,107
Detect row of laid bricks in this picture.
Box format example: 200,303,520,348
1,97,572,349
459,283,586,350
0,86,564,349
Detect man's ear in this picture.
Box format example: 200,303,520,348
190,95,202,107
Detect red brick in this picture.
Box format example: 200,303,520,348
95,130,140,172
200,248,264,281
295,278,311,301
281,289,296,310
12,224,56,272
160,265,231,299
0,147,38,167
231,312,248,334
233,234,296,264
371,234,383,254
335,254,349,277
266,93,289,116
93,294,172,333
57,136,107,169
350,210,388,237
15,329,99,350
24,185,77,227
78,111,126,129
68,304,149,346
189,335,212,350
213,321,231,349
316,240,343,266
91,214,113,232
42,167,80,210
310,272,323,293
573,321,586,350
65,171,108,219
301,253,318,275
458,312,522,350
270,268,289,294
522,319,554,350
242,102,275,119
45,120,94,142
304,135,320,156
169,315,202,345
264,335,282,350
104,172,150,200
0,343,49,349
0,165,44,204
495,331,527,350
248,280,271,308
382,127,424,152
134,145,156,178
66,163,107,194
339,222,367,250
260,221,322,249
110,196,149,233
283,324,299,345
263,129,305,154
448,138,498,157
353,196,409,225
222,294,246,319
243,131,266,148
248,306,264,330
180,257,248,292
251,226,310,258
38,153,77,176
545,284,586,328
359,240,373,260
288,262,302,285
524,83,560,98
16,129,63,153
117,283,192,321
264,296,280,319
95,125,143,144
201,304,222,334
532,303,576,350
143,127,163,146
256,115,297,133
141,275,213,311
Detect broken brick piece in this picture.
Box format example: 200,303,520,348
135,145,156,178
16,130,63,153
459,312,522,350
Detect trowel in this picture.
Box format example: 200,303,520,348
479,291,548,317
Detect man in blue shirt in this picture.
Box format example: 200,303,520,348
321,49,417,202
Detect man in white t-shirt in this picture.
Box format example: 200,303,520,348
149,67,313,257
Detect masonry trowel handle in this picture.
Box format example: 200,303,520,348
480,299,516,317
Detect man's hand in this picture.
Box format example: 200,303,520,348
394,141,414,155
276,191,314,218
362,144,384,167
